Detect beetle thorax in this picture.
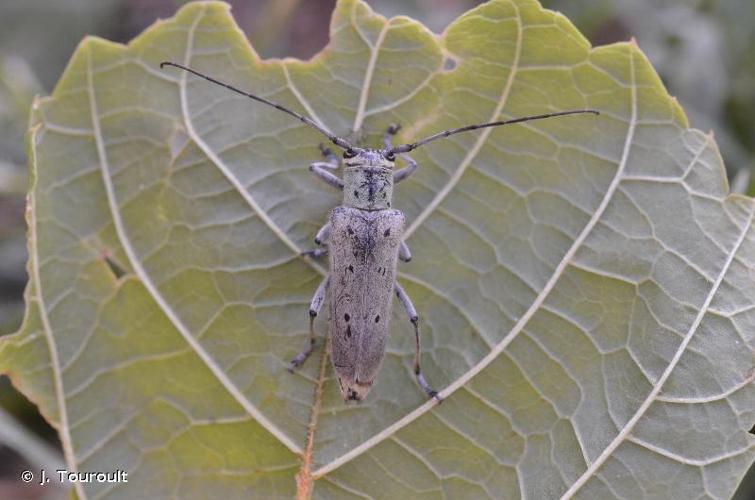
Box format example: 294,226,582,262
342,150,394,210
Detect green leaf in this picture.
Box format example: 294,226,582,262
2,0,754,497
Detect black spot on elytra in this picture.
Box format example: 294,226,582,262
382,192,386,199
384,228,390,237
375,315,380,323
344,313,350,322
346,325,352,338
353,190,359,199
347,265,354,272
347,226,354,235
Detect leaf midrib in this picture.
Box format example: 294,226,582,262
27,0,755,494
311,16,640,478
312,0,529,477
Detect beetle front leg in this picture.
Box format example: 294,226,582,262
309,163,343,190
308,144,343,190
384,124,418,184
383,123,401,148
395,282,441,401
393,154,417,184
289,275,330,372
318,143,339,166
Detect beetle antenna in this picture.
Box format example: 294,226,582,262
160,61,355,151
388,109,599,154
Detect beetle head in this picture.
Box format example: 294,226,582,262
342,147,395,169
341,148,395,211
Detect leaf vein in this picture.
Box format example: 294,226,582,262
313,19,644,478
28,125,87,500
560,192,755,496
282,63,330,132
352,18,390,132
403,0,523,239
628,435,754,467
86,12,303,455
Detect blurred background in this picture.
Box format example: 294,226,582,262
0,0,752,498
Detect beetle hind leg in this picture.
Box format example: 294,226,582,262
395,282,442,402
288,275,330,372
411,317,441,401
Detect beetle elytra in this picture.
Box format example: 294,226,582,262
160,61,598,402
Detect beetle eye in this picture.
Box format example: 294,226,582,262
343,149,357,159
385,152,396,162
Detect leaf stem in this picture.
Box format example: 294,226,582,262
296,336,330,499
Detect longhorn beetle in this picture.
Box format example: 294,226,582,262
161,61,598,402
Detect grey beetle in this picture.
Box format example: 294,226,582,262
161,61,598,402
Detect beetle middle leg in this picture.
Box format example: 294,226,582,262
383,124,418,184
399,241,412,262
395,282,441,401
301,221,331,259
289,275,330,372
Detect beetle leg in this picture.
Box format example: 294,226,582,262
383,123,401,148
318,143,339,167
300,247,328,259
314,221,331,245
308,144,342,188
395,282,441,402
384,124,418,184
309,162,343,190
393,154,417,184
399,240,412,262
301,222,331,259
289,275,330,372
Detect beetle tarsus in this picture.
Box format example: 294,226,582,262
301,248,327,259
383,123,402,149
318,143,333,158
416,371,441,402
290,277,329,372
288,338,316,372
